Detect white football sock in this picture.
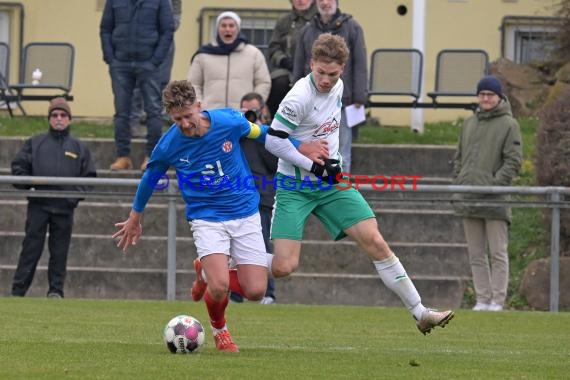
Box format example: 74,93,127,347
374,254,426,320
211,325,228,335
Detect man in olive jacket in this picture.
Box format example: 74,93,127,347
452,75,523,312
266,0,317,117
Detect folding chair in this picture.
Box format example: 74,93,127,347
367,48,423,108
0,42,24,117
369,48,424,100
9,42,75,115
427,49,489,102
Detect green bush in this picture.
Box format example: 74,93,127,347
535,87,570,255
553,0,570,64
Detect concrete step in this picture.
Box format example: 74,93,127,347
0,234,468,308
0,266,465,309
0,137,456,178
0,200,466,243
302,211,465,243
0,233,469,277
0,137,148,171
351,144,455,177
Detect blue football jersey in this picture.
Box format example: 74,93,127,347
133,109,260,222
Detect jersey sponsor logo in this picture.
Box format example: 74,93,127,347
222,140,233,153
313,117,340,138
179,156,191,166
280,105,297,119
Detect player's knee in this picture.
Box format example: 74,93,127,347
272,260,297,277
242,287,265,301
359,230,391,258
207,282,229,300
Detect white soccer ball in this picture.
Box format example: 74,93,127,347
163,315,205,354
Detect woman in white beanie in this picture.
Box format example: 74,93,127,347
187,11,271,110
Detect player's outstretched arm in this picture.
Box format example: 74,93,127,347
246,121,328,164
113,210,143,252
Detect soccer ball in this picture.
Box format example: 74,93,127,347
163,315,205,354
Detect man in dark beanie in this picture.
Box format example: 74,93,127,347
10,97,97,298
476,75,503,98
452,75,523,312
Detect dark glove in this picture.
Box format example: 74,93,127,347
310,159,342,184
280,57,293,71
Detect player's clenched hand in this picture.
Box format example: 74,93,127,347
112,210,143,252
299,139,329,166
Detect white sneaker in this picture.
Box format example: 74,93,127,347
260,296,275,305
487,303,503,312
472,302,490,311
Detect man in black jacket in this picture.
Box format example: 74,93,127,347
231,92,278,304
11,97,97,298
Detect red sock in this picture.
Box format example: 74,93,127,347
204,291,228,329
228,269,244,296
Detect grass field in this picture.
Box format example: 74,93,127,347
0,298,568,380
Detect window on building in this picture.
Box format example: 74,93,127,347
199,8,289,59
501,16,561,64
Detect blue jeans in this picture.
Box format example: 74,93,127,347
109,60,162,157
130,42,175,128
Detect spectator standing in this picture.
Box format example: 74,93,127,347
130,0,182,139
11,97,97,298
266,0,317,117
187,11,271,110
231,92,278,305
293,0,367,174
452,75,523,312
100,0,174,171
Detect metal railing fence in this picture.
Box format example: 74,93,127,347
0,175,568,311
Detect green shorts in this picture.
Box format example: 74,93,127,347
271,175,375,241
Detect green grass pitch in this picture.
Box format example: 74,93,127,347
0,298,568,379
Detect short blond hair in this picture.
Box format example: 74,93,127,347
162,80,197,113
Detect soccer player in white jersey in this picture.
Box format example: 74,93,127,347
219,33,455,334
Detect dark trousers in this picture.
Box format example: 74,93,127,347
259,206,275,299
129,42,175,128
11,202,74,297
109,60,163,157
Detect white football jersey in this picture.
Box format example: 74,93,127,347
272,73,343,180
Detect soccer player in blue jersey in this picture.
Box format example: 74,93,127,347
113,80,325,352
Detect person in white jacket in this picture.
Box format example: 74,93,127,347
187,11,271,110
